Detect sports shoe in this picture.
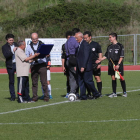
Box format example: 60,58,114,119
19,101,27,103
108,93,117,98
28,100,35,103
64,93,69,98
10,98,15,101
40,95,44,100
49,95,53,99
122,92,127,97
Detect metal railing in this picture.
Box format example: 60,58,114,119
92,34,139,65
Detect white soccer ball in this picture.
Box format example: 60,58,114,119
68,93,76,101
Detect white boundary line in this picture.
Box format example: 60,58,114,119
0,119,140,125
0,101,79,115
1,87,140,92
0,89,139,115
117,89,140,94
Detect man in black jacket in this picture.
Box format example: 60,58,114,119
2,34,18,101
75,32,100,100
83,31,102,96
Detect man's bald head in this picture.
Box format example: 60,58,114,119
31,33,39,44
75,32,83,43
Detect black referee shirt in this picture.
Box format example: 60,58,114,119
89,41,102,64
105,42,124,62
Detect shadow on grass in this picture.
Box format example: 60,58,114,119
4,97,11,101
104,94,122,96
61,94,66,97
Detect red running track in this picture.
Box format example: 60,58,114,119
0,65,140,74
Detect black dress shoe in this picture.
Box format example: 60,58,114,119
11,98,15,101
79,98,87,100
32,98,38,102
87,96,94,100
87,93,93,98
44,98,49,102
94,94,101,99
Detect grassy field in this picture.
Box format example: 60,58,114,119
0,71,140,140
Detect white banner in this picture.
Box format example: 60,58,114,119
25,38,67,65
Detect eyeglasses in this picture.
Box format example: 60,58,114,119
32,38,38,41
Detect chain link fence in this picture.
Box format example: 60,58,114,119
92,34,136,65
0,34,140,67
136,34,140,65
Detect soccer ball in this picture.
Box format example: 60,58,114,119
68,93,76,101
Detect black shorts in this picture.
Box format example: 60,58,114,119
92,63,101,76
93,68,101,76
108,61,124,76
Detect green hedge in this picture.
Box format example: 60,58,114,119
1,2,132,34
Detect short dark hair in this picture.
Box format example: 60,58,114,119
72,28,80,36
83,31,92,37
65,31,73,38
5,34,15,40
109,33,117,40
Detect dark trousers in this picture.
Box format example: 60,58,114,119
66,60,79,94
17,76,31,102
6,63,16,99
31,63,49,100
77,69,99,99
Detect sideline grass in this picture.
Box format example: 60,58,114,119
0,71,140,140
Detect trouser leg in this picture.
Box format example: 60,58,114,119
77,69,87,99
69,66,78,93
31,65,39,100
39,65,49,100
17,77,24,103
83,70,99,97
24,76,31,101
7,63,16,99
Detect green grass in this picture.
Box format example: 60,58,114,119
0,71,140,140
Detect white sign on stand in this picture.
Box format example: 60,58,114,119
25,38,67,65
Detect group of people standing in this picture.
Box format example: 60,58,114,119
1,29,127,103
2,33,52,103
62,28,127,100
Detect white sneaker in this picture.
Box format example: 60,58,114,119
108,93,117,98
122,93,127,97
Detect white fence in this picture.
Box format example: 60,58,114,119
25,34,140,65
92,34,139,65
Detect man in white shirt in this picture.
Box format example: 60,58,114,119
26,33,49,102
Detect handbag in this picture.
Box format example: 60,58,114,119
69,54,77,66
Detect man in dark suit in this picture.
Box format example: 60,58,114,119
75,32,100,100
2,34,18,101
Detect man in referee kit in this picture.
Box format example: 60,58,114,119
83,31,102,96
97,33,127,98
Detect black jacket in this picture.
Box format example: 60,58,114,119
76,40,92,72
2,42,18,68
